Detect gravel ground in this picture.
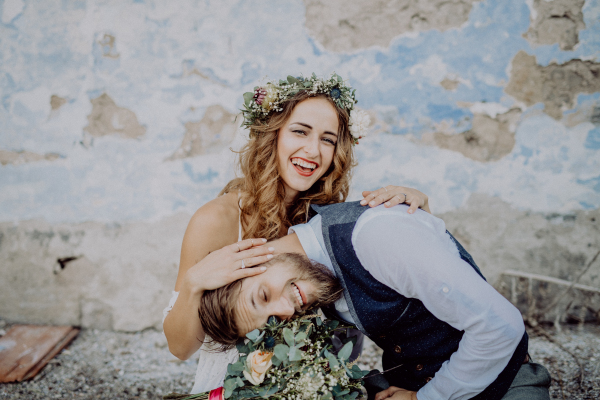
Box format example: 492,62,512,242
1,322,599,400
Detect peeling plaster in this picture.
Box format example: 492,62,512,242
524,0,586,51
432,108,521,162
179,60,227,87
0,149,60,165
97,34,120,59
50,95,67,111
303,0,478,52
166,105,238,160
565,102,600,128
440,77,460,91
83,93,146,139
505,51,600,120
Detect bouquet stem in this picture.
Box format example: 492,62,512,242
163,387,223,400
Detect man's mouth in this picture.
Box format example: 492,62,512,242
291,157,318,177
292,282,305,307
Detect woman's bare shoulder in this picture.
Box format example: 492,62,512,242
186,192,240,238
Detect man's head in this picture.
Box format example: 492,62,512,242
199,253,342,350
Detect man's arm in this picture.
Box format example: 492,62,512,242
353,210,525,400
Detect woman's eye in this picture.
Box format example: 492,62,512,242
322,137,336,145
293,130,306,135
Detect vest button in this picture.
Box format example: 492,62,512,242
394,345,401,353
415,364,423,371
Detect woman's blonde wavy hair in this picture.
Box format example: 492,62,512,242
220,91,356,240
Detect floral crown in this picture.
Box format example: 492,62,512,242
241,73,370,144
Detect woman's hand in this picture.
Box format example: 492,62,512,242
360,185,431,214
184,238,274,294
374,386,418,400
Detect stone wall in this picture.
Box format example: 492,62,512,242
1,0,599,330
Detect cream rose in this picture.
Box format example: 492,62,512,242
243,350,274,385
349,109,371,141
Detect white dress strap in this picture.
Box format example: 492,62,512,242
238,191,243,241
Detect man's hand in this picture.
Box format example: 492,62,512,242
374,386,418,400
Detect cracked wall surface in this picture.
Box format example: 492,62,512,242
0,149,60,165
83,93,146,139
505,51,600,120
524,0,586,51
0,215,188,331
432,108,521,162
167,105,237,160
1,0,599,330
441,194,600,287
303,0,478,52
1,196,597,331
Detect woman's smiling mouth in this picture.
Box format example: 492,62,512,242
291,157,318,177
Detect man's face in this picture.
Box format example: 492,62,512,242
234,261,323,336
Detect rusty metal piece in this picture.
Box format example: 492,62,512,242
0,325,79,382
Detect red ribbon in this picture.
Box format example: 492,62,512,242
209,387,224,400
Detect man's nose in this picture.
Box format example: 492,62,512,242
270,297,295,320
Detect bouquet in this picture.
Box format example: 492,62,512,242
164,310,370,400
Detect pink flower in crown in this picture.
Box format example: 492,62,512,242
253,87,267,105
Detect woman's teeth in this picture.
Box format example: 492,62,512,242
292,283,304,306
292,158,316,170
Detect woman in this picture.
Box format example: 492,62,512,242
163,73,431,392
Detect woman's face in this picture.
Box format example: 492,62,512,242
277,97,339,203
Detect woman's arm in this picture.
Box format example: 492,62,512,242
360,185,431,214
163,200,273,360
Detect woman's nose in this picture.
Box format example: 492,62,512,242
303,135,320,158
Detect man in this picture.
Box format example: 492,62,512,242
200,202,551,400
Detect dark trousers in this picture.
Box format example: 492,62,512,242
501,362,551,400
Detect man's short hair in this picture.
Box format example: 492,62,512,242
199,253,342,351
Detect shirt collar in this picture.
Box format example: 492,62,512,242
288,214,333,271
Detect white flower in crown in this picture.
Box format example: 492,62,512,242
349,109,371,144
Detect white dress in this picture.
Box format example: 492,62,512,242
162,199,243,393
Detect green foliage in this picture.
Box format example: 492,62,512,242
338,341,353,361
245,329,260,341
273,344,289,362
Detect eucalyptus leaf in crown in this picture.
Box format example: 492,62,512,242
241,73,369,145
163,310,369,400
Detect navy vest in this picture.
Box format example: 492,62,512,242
312,202,528,400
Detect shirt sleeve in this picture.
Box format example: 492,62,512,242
352,212,525,400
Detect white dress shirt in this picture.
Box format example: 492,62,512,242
290,204,525,400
